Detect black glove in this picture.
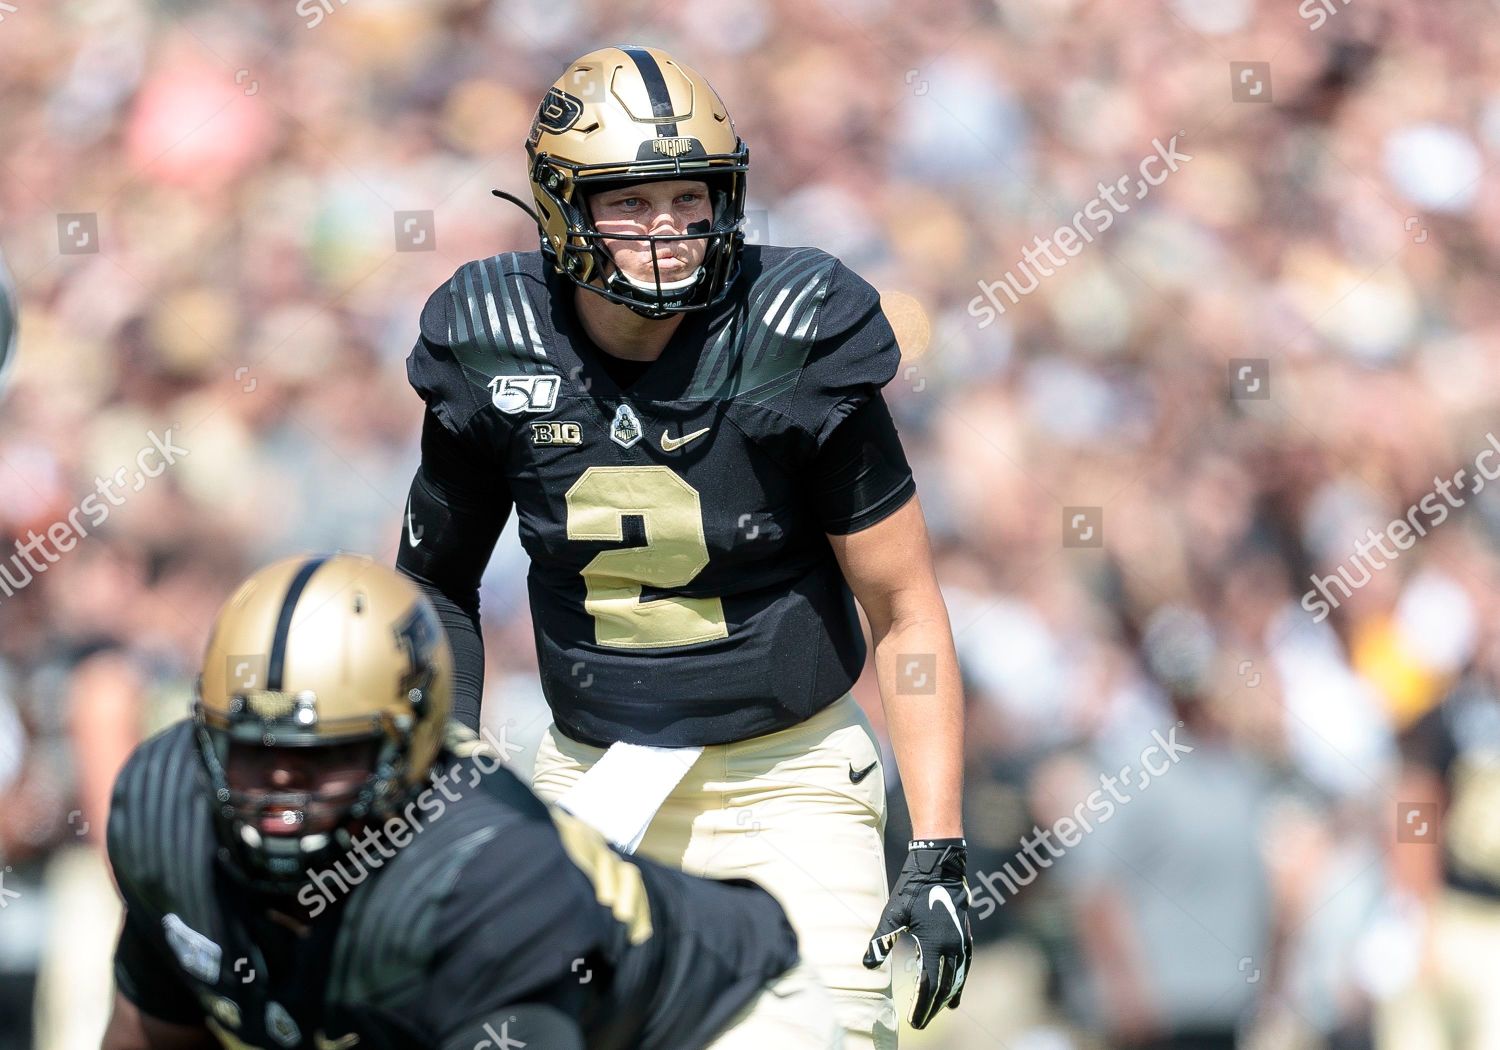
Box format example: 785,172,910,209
863,837,973,1029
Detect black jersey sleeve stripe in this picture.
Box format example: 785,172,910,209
484,256,525,360
111,722,216,923
447,272,471,346
742,250,835,371
507,254,548,361
144,726,187,885
491,254,548,369
178,742,217,925
460,266,487,350
470,262,509,364
267,556,330,692
688,323,740,399
620,46,679,137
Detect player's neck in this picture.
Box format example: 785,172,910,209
574,286,684,363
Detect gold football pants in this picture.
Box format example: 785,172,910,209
531,693,898,1050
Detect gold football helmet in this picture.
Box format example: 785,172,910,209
517,45,750,318
192,553,452,893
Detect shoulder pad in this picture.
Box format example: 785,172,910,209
407,251,556,434
441,252,553,376
689,246,842,402
107,721,219,924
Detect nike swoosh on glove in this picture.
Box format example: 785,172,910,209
862,837,973,1029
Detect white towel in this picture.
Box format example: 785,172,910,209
555,742,704,853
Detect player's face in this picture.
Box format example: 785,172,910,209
224,738,380,837
588,179,712,286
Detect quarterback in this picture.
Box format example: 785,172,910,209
396,46,971,1046
101,555,836,1050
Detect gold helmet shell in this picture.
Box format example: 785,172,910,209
193,553,452,891
523,45,750,317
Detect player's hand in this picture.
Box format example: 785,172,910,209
862,837,973,1029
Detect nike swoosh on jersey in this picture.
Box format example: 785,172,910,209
849,760,878,783
660,426,710,452
405,500,422,547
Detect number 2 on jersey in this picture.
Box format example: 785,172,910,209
565,466,728,648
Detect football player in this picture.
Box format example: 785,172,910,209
101,554,838,1050
397,46,971,1047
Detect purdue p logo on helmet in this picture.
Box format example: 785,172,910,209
523,45,750,318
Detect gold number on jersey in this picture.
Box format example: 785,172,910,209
564,466,728,649
549,808,654,944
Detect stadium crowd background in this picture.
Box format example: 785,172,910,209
2,1,1497,1048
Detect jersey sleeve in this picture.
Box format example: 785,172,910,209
406,271,490,437
395,405,513,729
793,259,905,452
808,392,917,534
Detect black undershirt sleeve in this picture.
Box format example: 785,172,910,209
809,392,917,535
396,409,512,730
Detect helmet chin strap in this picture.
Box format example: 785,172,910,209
619,268,703,293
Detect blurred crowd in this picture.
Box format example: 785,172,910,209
5,1,1500,1048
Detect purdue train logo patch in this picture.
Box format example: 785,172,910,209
610,402,643,449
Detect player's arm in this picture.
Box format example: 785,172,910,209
815,394,963,841
101,992,214,1050
797,258,965,844
396,407,512,730
818,397,971,1030
826,502,963,841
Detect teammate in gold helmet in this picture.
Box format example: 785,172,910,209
192,553,453,892
103,553,837,1050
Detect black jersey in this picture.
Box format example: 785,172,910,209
401,246,915,746
107,722,798,1050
